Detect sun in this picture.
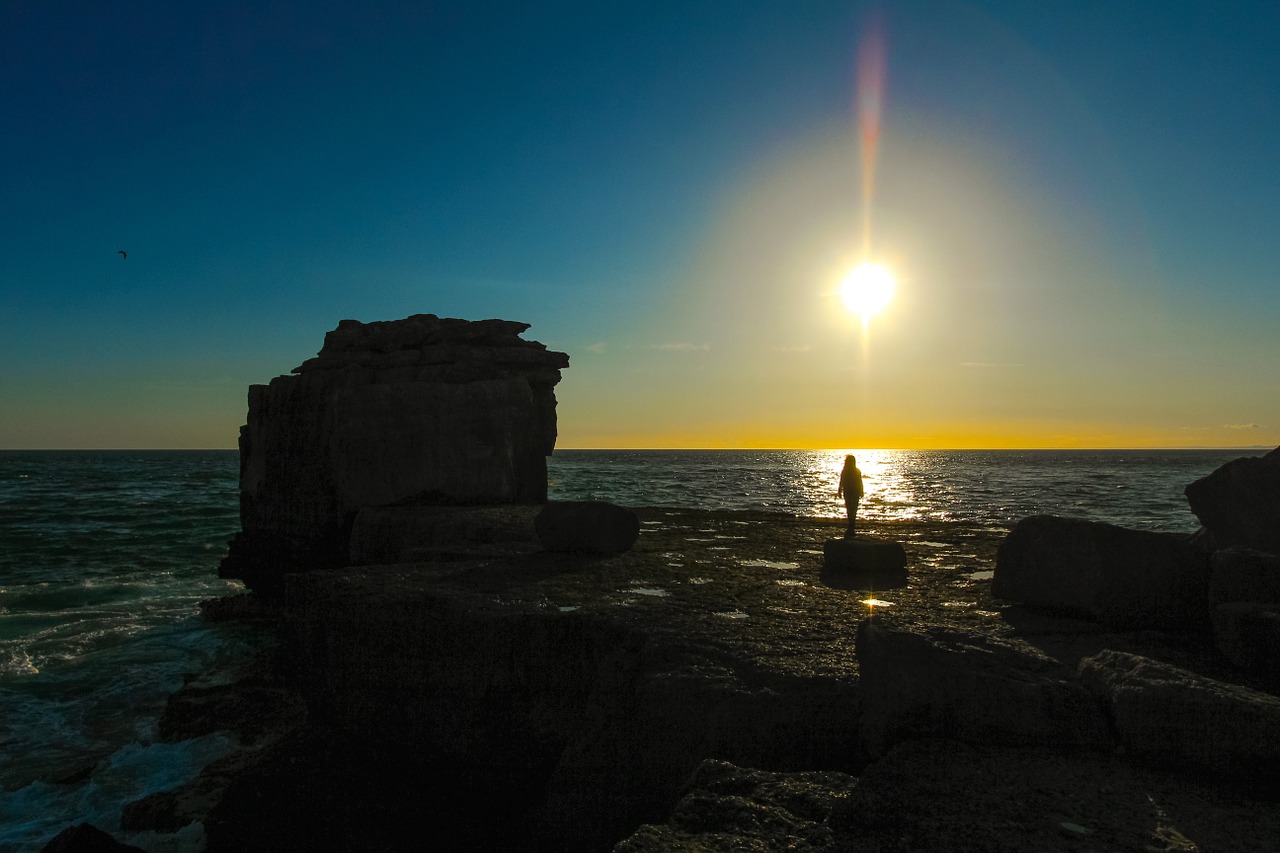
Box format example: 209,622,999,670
839,262,896,322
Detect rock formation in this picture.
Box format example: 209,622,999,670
218,314,568,595
992,515,1210,631
1185,446,1280,554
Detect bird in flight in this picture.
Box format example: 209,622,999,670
117,250,127,259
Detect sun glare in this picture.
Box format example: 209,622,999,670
839,262,896,322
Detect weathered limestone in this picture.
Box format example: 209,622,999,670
218,315,568,594
855,616,1111,759
1078,649,1280,784
1185,446,1280,554
535,501,641,554
992,515,1210,631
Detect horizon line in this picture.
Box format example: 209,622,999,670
1,445,1271,453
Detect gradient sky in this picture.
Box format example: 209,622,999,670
3,1,1278,449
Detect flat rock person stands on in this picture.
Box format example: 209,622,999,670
837,454,865,537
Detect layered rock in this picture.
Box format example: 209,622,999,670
218,315,568,594
1185,446,1280,554
992,515,1210,630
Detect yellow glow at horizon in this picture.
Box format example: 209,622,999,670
839,262,896,322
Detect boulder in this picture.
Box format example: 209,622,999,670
1078,648,1280,784
1185,446,1280,554
992,515,1209,631
535,501,640,554
218,314,568,594
822,536,907,587
855,616,1111,759
349,504,541,564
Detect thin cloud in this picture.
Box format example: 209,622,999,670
652,342,710,352
1224,423,1261,430
585,342,606,354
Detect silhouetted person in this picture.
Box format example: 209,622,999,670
836,454,864,537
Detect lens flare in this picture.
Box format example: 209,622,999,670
857,14,887,257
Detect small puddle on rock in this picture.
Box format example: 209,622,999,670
625,587,670,597
688,577,712,585
740,559,800,570
969,570,995,580
775,579,806,587
714,610,749,620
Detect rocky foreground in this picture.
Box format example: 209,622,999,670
105,507,1280,852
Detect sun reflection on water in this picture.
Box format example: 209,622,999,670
818,449,924,522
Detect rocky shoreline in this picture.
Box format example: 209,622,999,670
86,506,1277,852
52,317,1280,851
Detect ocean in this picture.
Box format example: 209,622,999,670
0,447,1252,850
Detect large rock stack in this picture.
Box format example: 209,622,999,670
218,314,569,595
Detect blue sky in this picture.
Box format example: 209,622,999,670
3,1,1278,448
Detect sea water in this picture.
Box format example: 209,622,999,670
0,452,255,851
548,448,1248,531
0,447,1255,849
